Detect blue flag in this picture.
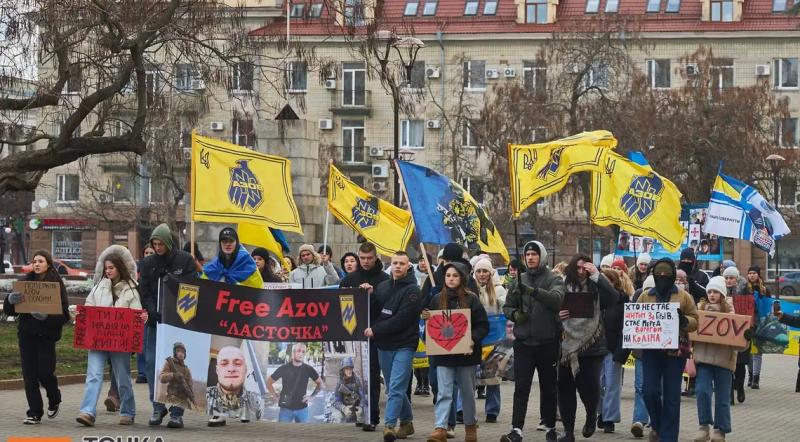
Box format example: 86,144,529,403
396,161,509,262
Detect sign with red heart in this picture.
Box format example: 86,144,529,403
425,308,472,355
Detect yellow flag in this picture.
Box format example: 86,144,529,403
590,152,686,252
191,134,302,234
328,164,414,256
237,222,286,269
509,130,617,217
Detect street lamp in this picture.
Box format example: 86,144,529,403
767,153,786,283
372,31,425,205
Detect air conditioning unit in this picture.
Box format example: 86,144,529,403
755,64,771,77
319,118,333,130
685,63,700,76
426,119,441,129
372,181,388,192
486,69,500,79
504,68,516,78
369,146,384,157
210,122,224,131
98,194,112,203
190,78,206,90
183,148,191,161
325,79,336,89
372,164,389,178
426,66,440,78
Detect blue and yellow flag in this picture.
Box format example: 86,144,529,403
191,134,302,234
237,222,287,269
509,130,617,217
328,164,414,256
590,151,685,252
396,161,509,263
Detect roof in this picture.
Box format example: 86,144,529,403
250,0,800,37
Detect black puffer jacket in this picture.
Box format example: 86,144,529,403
603,288,629,362
371,271,421,351
3,270,69,341
339,261,389,289
139,250,197,326
428,289,489,367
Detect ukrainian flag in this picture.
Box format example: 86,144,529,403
509,130,617,218
237,222,287,269
191,133,303,234
590,151,685,252
328,164,414,256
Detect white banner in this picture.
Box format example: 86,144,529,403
622,302,680,349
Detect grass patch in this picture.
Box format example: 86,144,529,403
0,322,89,380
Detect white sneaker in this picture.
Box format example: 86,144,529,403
446,426,456,438
208,415,227,427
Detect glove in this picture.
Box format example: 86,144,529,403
6,292,23,304
512,310,528,324
522,286,538,298
677,308,688,330
743,328,754,341
31,312,47,320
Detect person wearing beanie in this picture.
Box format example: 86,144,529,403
421,243,479,303
472,257,507,423
611,258,635,296
203,227,263,289
600,254,615,270
745,265,771,389
251,247,282,283
289,243,340,288
629,253,652,291
722,267,751,405
692,277,748,442
677,248,710,304
501,240,564,442
636,258,698,442
138,223,198,429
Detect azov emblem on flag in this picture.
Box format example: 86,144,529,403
177,283,199,324
537,147,564,180
339,295,357,335
620,173,663,223
228,159,264,212
352,197,379,229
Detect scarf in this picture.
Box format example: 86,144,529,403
203,247,257,284
560,278,603,377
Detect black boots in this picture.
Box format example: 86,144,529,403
751,375,760,389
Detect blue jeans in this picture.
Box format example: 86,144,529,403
633,359,650,425
79,350,135,418
600,353,623,423
430,362,457,426
435,365,476,429
145,325,184,418
695,363,733,434
485,384,501,417
642,351,685,442
378,348,414,427
278,407,309,423
136,327,147,376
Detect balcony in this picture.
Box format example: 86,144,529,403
331,145,373,172
330,90,372,116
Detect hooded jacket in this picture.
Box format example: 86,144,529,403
3,266,70,341
139,223,198,326
86,278,142,309
289,247,340,288
371,270,421,351
421,261,480,308
203,229,263,288
93,245,138,284
339,258,389,289
503,240,565,347
678,248,710,303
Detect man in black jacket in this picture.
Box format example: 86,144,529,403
677,248,709,304
339,242,389,432
364,251,420,442
139,223,198,429
421,243,479,303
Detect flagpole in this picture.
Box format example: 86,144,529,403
190,131,196,258
323,210,330,256
394,159,436,287
513,218,521,263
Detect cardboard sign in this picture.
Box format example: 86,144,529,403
732,295,755,317
74,306,145,352
690,310,753,348
12,281,63,315
425,308,473,356
622,302,680,349
563,292,595,318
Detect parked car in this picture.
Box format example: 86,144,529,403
21,259,89,278
778,272,800,297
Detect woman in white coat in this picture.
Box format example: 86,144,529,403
472,258,507,423
76,245,145,426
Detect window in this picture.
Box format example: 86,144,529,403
423,1,438,15
342,62,366,106
462,60,486,90
646,0,660,12
180,126,192,150
286,61,307,92
773,0,787,11
484,0,498,15
290,3,305,17
532,127,548,142
404,1,419,15
232,116,255,148
174,64,202,91
230,61,254,91
145,67,164,108
780,178,797,206
400,120,424,148
646,59,670,89
710,0,734,21
665,0,680,12
464,0,479,15
526,0,548,23
342,120,365,163
112,175,135,203
405,61,425,89
775,117,798,148
523,60,547,95
52,231,82,265
605,0,619,12
149,179,167,204
586,0,600,13
57,174,79,202
460,176,485,203
309,3,323,17
462,120,478,148
774,58,799,89
711,58,734,91
584,62,609,89
344,0,365,26
64,64,81,94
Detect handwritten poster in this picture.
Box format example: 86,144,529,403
690,310,753,347
74,306,145,352
12,281,63,315
623,302,679,350
425,308,473,356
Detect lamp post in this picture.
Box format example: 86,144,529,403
373,32,424,205
767,153,786,283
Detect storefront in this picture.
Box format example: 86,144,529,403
30,218,96,270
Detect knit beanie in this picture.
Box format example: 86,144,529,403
473,258,494,274
722,259,736,270
723,266,740,278
251,247,270,261
600,253,615,268
706,276,727,296
642,275,655,291
637,253,652,266
653,261,674,277
612,258,628,273
442,243,466,262
748,265,761,276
